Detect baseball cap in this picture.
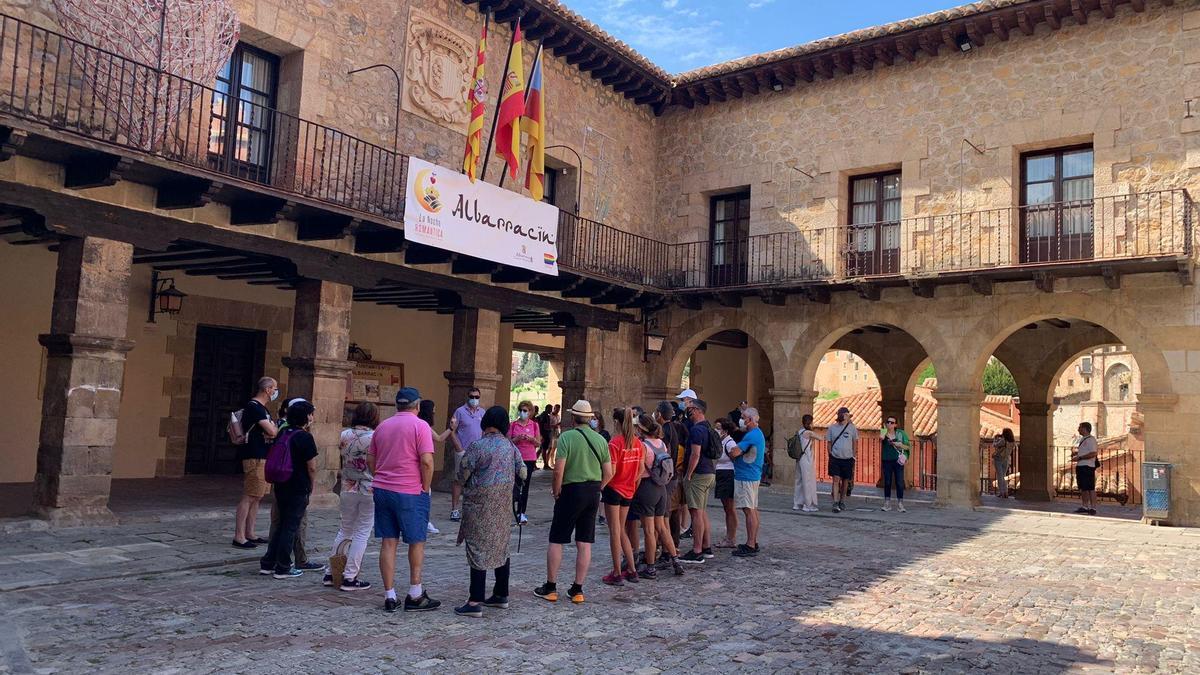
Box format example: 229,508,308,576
396,387,421,406
676,388,697,400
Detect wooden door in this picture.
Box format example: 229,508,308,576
185,326,265,474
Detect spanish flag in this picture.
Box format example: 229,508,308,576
462,18,487,182
522,44,546,201
494,19,524,180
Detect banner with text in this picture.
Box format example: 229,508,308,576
404,156,559,275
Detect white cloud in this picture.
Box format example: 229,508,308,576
577,0,749,71
747,0,775,8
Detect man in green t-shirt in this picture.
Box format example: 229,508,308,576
534,400,612,605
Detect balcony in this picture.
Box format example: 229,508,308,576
668,190,1195,292
0,14,1193,301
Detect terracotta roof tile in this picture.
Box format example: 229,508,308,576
673,0,1037,82
812,387,1020,440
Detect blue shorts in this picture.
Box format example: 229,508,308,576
373,488,429,544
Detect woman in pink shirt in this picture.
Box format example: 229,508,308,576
508,399,542,525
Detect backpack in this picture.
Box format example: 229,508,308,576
264,429,298,483
648,442,675,487
227,409,247,445
786,432,809,460
700,423,723,461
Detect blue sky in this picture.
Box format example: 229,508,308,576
566,0,966,73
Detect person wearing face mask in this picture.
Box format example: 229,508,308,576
261,400,319,578
712,418,739,549
449,387,486,522
590,414,610,442
233,377,279,549
508,400,542,524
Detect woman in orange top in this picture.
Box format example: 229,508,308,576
601,407,645,586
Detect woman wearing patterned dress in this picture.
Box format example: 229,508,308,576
454,406,527,618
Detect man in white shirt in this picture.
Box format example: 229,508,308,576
1070,421,1099,515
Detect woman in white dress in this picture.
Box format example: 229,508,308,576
792,414,820,512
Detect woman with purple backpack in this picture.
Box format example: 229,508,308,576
260,400,319,579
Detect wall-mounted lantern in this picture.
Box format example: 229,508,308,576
148,269,186,323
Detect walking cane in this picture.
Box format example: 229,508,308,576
512,480,523,553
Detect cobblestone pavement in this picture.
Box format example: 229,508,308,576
1,474,1197,674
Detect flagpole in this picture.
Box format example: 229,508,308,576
499,40,542,190
481,11,521,182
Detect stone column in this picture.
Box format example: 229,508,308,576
438,308,502,488
33,237,135,525
931,389,983,508
1137,393,1184,524
283,280,353,507
768,388,815,487
444,308,503,407
1015,400,1053,501
559,325,605,412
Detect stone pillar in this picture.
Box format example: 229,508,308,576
768,388,815,487
559,325,605,412
1137,393,1185,524
33,237,135,525
283,280,353,507
438,308,502,488
880,398,908,433
931,390,983,508
444,308,503,407
1015,400,1053,501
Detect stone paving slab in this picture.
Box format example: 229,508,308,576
0,474,1197,673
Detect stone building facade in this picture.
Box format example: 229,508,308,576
1,0,1199,526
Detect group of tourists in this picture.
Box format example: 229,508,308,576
230,376,1106,617
230,379,771,616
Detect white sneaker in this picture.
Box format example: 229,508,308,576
427,521,440,534
792,505,801,511
518,513,529,525
805,505,819,512
881,500,892,512
897,501,907,513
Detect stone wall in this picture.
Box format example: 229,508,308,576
656,2,1200,257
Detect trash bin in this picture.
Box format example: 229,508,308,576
1142,462,1171,522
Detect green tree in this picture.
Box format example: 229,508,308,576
513,351,548,387
917,362,936,385
982,358,1019,396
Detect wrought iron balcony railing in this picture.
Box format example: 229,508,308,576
0,14,1193,294
667,189,1194,290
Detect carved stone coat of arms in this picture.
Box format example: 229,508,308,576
402,15,472,130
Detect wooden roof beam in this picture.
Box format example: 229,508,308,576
543,27,573,49
792,61,813,82
873,43,894,67
674,87,695,109
722,77,743,99
991,14,1010,41
704,82,727,103
1044,4,1061,30
853,47,874,70
918,30,941,56
738,73,759,95
895,36,917,62
965,20,985,46
612,74,642,92
690,84,710,105
634,88,666,105
832,50,854,75
812,55,833,79
1099,0,1116,19
1017,8,1036,34
1130,0,1146,12
1070,0,1088,24
593,60,622,80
